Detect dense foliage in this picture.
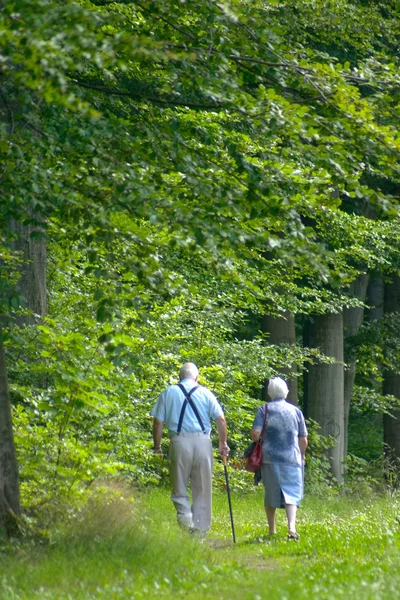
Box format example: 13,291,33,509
1,0,400,520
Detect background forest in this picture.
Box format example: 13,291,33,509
1,0,400,535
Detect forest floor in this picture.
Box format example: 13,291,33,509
1,485,400,599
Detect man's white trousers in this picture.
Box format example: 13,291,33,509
169,432,213,533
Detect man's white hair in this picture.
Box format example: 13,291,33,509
268,377,289,400
179,362,199,381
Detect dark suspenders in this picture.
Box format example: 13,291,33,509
176,383,207,434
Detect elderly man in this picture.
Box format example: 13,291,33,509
151,362,229,534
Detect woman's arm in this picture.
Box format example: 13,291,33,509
299,435,308,459
251,404,266,442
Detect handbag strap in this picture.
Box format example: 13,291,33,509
176,383,205,434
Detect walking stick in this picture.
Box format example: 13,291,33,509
222,456,236,543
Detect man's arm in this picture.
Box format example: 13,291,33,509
215,415,230,457
299,436,308,459
152,418,164,454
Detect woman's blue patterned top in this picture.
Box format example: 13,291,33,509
252,399,307,468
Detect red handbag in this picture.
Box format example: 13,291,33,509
245,404,268,473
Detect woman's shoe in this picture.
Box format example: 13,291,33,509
287,532,300,541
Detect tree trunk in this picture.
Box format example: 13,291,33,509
0,215,47,532
307,312,344,482
343,274,369,456
383,375,400,460
0,87,47,532
0,339,21,533
383,276,400,464
366,277,384,323
10,214,47,324
262,311,298,405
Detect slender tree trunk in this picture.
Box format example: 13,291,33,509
383,375,400,460
302,317,311,418
262,311,298,405
0,338,21,533
0,215,46,531
343,274,369,456
383,276,400,465
366,277,384,323
0,87,46,532
10,214,47,323
307,312,344,482
364,277,384,459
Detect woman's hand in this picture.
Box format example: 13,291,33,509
251,428,261,442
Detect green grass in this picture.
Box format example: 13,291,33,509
2,486,400,599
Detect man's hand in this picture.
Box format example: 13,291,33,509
219,441,230,458
152,418,164,455
216,416,229,459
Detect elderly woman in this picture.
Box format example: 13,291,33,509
251,377,308,540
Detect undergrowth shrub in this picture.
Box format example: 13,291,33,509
64,481,136,542
342,454,383,497
304,419,338,495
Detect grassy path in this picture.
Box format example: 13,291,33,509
1,487,400,599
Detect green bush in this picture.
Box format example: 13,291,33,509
304,419,338,495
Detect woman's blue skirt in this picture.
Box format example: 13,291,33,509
261,462,304,507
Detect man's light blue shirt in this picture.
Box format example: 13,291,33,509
151,378,224,435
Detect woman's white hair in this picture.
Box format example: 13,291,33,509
179,362,199,381
268,377,289,400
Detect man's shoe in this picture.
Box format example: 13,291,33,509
189,528,208,539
